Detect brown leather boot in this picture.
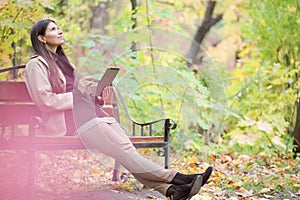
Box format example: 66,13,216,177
166,175,203,200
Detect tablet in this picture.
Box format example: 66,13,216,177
95,68,120,96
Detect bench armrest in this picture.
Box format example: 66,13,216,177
132,118,177,130
114,85,177,137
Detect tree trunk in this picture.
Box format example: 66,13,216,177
91,1,110,34
130,0,138,52
130,0,137,30
293,98,300,154
187,0,222,64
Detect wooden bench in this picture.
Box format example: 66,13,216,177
0,65,177,194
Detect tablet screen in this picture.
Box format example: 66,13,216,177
95,68,119,96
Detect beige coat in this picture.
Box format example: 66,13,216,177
24,55,74,137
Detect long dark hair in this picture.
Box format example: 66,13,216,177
30,19,69,93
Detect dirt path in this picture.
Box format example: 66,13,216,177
56,189,165,200
1,187,165,200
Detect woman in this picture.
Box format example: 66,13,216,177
24,19,213,200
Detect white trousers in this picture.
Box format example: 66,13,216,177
78,118,177,195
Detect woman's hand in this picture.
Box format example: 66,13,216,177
101,86,114,102
75,74,115,105
94,86,114,106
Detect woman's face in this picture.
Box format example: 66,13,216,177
39,22,64,52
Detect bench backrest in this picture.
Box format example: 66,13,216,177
0,80,120,137
0,66,120,138
0,81,40,125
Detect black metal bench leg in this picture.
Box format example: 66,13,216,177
164,144,170,169
28,123,36,198
28,149,35,197
112,160,121,181
164,119,170,169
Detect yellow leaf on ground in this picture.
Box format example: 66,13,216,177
232,180,243,189
294,184,300,189
146,193,155,199
186,155,199,163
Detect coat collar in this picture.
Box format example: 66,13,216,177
30,55,68,86
30,55,76,70
30,55,49,68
